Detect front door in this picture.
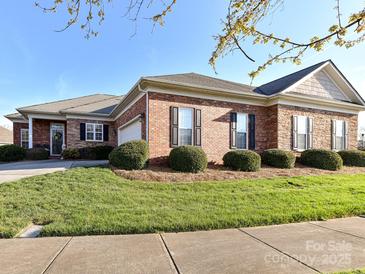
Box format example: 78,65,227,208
50,124,64,156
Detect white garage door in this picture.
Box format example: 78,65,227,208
118,120,142,145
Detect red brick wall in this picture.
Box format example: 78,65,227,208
277,104,358,150
114,95,147,141
66,119,115,148
13,123,28,146
148,92,272,164
33,120,67,149
13,120,67,149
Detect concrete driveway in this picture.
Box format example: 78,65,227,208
0,159,108,183
0,217,365,274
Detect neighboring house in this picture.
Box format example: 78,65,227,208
5,60,365,164
0,126,13,146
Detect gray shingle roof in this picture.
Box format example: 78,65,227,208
16,94,123,116
144,73,255,94
4,113,25,120
60,96,123,115
254,61,328,95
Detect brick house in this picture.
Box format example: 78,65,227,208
5,60,365,164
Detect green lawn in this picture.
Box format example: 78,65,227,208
1,167,365,238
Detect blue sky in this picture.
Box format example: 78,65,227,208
1,0,364,128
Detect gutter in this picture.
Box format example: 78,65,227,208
138,84,149,143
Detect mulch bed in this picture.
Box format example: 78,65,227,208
112,163,365,183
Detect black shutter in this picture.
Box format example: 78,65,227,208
170,107,179,147
344,121,349,150
80,123,86,141
248,114,256,150
194,109,202,146
331,120,336,150
292,116,298,150
103,124,109,142
230,112,237,149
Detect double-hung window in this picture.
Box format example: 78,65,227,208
293,116,313,151
86,123,103,142
170,106,201,147
178,108,193,146
21,128,29,149
335,120,345,150
332,120,348,150
236,113,248,149
297,116,308,150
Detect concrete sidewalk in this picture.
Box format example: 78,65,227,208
1,217,365,274
0,159,108,183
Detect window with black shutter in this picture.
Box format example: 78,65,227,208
170,107,179,147
230,112,237,149
194,109,202,146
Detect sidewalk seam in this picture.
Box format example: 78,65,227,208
159,234,181,274
237,228,321,273
41,237,73,274
308,222,365,240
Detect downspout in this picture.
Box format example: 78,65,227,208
138,84,149,143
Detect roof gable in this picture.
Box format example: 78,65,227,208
288,70,350,102
254,61,327,95
254,60,365,106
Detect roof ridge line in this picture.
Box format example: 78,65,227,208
145,72,255,90
60,96,123,113
188,72,255,88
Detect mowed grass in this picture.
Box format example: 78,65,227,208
1,167,365,238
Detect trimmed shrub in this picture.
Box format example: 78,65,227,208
223,150,261,172
90,145,114,160
26,147,49,160
262,149,296,169
78,147,93,159
0,145,26,162
78,145,114,160
62,148,80,160
169,146,208,173
300,149,343,171
109,140,149,170
338,150,365,167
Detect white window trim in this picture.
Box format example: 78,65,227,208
178,107,194,146
86,123,104,142
236,112,249,150
20,128,29,149
294,115,309,152
333,119,345,151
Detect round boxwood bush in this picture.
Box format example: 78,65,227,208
223,150,261,172
338,150,365,167
26,147,49,160
262,149,296,169
169,146,207,173
109,140,149,170
62,148,80,160
0,145,26,162
300,149,343,171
